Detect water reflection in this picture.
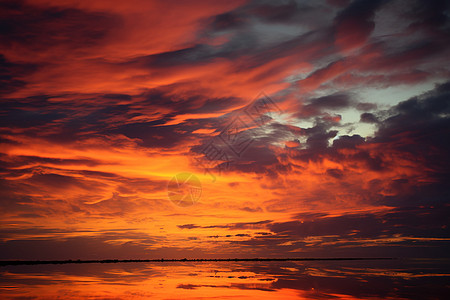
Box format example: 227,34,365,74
1,259,449,299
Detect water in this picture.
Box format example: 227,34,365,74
1,259,449,299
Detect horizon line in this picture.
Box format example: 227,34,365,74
0,257,396,266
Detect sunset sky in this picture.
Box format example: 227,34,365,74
1,0,449,260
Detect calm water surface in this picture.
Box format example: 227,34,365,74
1,259,449,299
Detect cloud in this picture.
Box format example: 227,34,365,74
0,55,37,95
360,112,378,123
300,93,351,117
178,220,273,230
333,0,387,51
0,0,449,261
0,230,191,260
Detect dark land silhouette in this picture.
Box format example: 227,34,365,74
0,257,395,266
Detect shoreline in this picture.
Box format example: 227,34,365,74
0,257,396,266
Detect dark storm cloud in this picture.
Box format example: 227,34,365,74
249,1,310,24
372,81,450,175
190,116,297,178
211,11,246,30
0,94,114,142
406,0,450,33
360,112,378,123
178,220,273,230
211,81,449,179
297,0,450,90
269,205,449,239
129,24,331,75
25,173,108,192
303,121,339,151
229,0,335,28
0,55,37,95
112,122,185,149
0,230,167,260
333,0,387,50
126,45,214,68
362,41,447,72
326,168,344,178
0,160,168,218
0,0,120,52
308,93,350,109
10,156,103,167
118,0,339,79
0,86,241,150
331,134,365,149
6,0,435,156
222,205,449,258
177,224,200,229
225,144,286,177
141,87,242,116
205,82,450,256
335,0,387,20
300,93,351,117
310,81,450,175
0,107,64,129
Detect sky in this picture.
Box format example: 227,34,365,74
1,0,449,260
